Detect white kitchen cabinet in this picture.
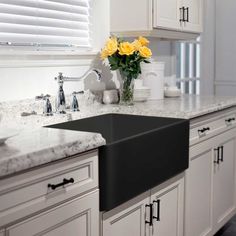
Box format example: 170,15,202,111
153,0,182,31
103,192,150,236
150,176,184,236
185,109,236,236
7,190,99,236
110,0,203,39
182,0,203,32
103,174,184,236
213,133,236,233
0,150,99,236
110,0,151,33
185,139,214,236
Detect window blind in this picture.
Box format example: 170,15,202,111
0,0,91,49
176,37,201,95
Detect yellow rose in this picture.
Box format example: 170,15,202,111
118,42,135,56
104,37,118,56
139,46,152,58
100,48,109,60
138,36,149,46
132,39,142,51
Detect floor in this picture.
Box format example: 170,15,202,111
214,215,236,236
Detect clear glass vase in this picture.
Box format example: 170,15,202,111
119,72,134,106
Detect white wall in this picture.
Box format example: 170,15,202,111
201,0,216,95
215,0,236,95
0,40,173,102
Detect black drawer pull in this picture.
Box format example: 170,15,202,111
225,118,235,123
214,147,220,164
153,199,161,221
198,127,210,135
145,204,153,226
48,178,74,190
179,7,185,22
220,146,224,162
186,7,189,22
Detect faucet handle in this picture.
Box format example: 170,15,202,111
35,94,53,116
35,94,51,100
71,91,81,112
72,91,84,95
43,96,53,116
55,72,64,82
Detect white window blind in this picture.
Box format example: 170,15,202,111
0,0,91,50
176,37,201,95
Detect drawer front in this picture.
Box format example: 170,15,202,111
7,190,99,236
190,111,236,144
0,151,98,227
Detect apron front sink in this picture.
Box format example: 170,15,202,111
48,113,189,211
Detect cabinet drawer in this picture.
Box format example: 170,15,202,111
6,190,99,236
0,151,98,227
190,111,236,144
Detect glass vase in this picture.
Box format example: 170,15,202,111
119,72,134,106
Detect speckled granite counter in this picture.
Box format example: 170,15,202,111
1,94,236,178
1,95,236,128
0,127,105,178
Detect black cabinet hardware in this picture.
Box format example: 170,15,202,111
225,118,235,123
185,7,189,22
179,7,185,22
153,199,161,221
214,147,220,164
145,204,153,226
220,146,224,162
48,178,74,190
198,127,210,135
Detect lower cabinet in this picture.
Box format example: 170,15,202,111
6,190,99,236
150,177,184,236
185,128,236,236
213,133,236,233
185,139,213,236
103,174,184,236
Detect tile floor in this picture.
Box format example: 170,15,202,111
214,215,236,236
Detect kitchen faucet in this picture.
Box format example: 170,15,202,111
54,68,102,113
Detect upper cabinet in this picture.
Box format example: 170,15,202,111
181,0,203,32
110,0,203,39
153,0,182,31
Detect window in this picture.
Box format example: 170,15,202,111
176,37,201,95
0,0,91,51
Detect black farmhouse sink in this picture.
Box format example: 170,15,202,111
49,113,189,211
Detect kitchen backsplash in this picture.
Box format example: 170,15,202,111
0,41,174,102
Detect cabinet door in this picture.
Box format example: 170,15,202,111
150,175,184,236
213,133,236,233
110,0,152,32
185,140,213,236
0,231,5,236
153,0,182,30
7,190,99,236
103,192,150,236
182,0,203,32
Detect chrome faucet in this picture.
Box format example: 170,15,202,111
54,68,102,113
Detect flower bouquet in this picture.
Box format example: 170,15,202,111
101,36,152,105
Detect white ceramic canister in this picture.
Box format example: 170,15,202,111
141,61,165,100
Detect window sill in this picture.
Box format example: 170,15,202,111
0,49,100,56
0,50,100,68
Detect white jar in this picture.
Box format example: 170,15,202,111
102,90,119,104
141,61,165,100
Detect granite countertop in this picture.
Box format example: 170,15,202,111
1,94,236,178
0,127,105,178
